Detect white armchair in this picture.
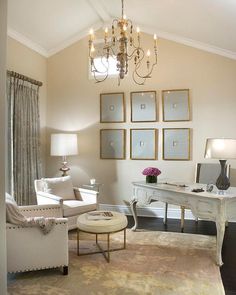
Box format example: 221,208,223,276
7,204,69,275
35,176,99,230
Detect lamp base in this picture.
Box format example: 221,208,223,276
216,160,230,191
60,158,70,177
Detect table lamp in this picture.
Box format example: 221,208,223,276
51,133,78,176
204,138,236,191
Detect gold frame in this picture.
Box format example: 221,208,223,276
130,90,157,122
162,89,190,122
100,92,125,123
162,128,191,161
130,128,158,160
100,129,126,160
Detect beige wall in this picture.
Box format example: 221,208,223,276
0,0,7,292
7,37,47,173
47,33,236,206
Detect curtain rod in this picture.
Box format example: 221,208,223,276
7,70,43,87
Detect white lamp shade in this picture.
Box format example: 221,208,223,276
51,133,78,156
204,138,236,159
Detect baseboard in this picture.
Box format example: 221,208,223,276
99,204,195,220
99,204,236,222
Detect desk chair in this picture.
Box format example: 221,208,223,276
164,163,230,231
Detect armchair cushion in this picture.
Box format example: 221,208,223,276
42,176,75,200
63,200,97,217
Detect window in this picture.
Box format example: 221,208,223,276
89,56,118,79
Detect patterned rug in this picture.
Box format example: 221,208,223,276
7,229,225,295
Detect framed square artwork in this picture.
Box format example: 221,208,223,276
131,91,157,122
163,128,190,160
100,129,126,159
162,89,190,121
130,128,157,160
100,92,125,123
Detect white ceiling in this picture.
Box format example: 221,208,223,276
7,0,236,59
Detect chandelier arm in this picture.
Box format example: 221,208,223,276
100,55,110,72
134,60,157,79
91,58,108,74
92,70,109,83
133,49,158,79
126,46,145,60
132,71,146,85
91,54,110,75
112,19,119,26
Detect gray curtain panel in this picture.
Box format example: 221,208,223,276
7,75,42,205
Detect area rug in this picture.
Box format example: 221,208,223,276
7,229,225,295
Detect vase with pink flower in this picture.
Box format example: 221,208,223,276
142,167,161,183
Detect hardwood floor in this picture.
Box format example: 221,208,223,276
126,215,236,295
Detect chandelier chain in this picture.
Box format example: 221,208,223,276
121,0,124,18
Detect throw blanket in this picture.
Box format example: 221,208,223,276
6,193,56,234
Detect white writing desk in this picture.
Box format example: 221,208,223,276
130,181,236,266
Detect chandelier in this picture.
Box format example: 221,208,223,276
88,0,158,85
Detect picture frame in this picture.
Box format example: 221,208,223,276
100,92,125,123
163,128,190,160
130,128,157,160
131,91,157,122
162,89,190,121
100,129,126,159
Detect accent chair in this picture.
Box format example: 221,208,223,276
34,176,99,230
7,203,68,274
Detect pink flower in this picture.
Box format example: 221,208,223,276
142,167,161,176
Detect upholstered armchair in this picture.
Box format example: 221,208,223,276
7,204,69,275
35,176,99,230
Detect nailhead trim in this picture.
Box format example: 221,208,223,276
8,264,68,273
7,222,67,229
21,208,60,212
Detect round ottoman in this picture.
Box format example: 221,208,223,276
77,211,128,262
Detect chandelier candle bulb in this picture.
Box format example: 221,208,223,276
89,28,94,41
154,34,157,47
104,27,108,43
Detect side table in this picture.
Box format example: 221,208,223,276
82,183,103,192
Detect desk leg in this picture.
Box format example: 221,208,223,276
130,199,138,231
216,219,225,266
181,206,185,232
163,203,168,225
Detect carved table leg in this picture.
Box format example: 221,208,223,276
216,219,226,266
163,203,168,225
130,198,138,231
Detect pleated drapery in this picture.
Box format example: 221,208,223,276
7,75,42,205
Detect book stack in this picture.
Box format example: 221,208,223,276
86,211,113,220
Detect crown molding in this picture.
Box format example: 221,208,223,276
7,28,48,57
8,24,236,61
47,21,103,57
140,24,236,61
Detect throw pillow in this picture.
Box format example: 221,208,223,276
42,176,75,200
